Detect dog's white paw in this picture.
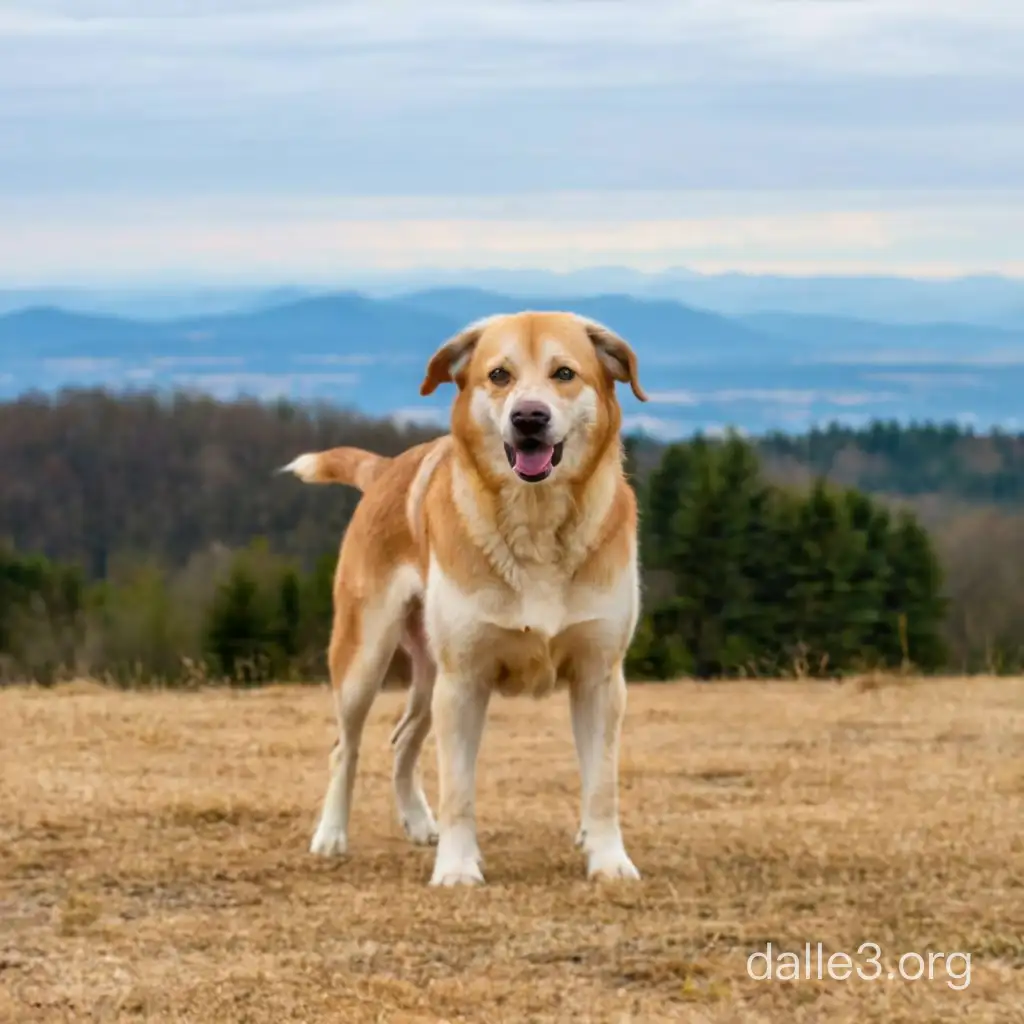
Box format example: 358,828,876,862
401,803,439,846
579,827,640,881
430,857,485,887
587,843,641,882
430,828,484,886
309,821,348,857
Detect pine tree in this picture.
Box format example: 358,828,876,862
204,562,273,683
275,569,302,668
884,511,948,671
642,433,778,677
642,441,696,569
0,546,85,682
842,490,893,668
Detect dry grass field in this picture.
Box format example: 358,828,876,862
1,677,1022,1023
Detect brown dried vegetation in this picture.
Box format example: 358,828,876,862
1,679,1022,1022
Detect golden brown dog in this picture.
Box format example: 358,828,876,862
283,311,647,885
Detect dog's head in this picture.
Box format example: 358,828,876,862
419,311,646,485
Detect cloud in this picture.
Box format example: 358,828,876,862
645,390,698,407
648,387,901,408
2,193,1023,280
621,413,687,439
169,371,360,399
151,356,245,368
1,1,1022,277
41,357,121,373
862,371,986,387
822,347,1024,365
5,2,1022,77
293,354,379,367
389,406,448,430
2,3,1022,191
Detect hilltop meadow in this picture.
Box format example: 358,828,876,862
2,676,1021,1022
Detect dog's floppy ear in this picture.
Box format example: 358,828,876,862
419,317,494,397
578,316,648,402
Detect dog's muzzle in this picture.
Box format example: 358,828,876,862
505,400,563,483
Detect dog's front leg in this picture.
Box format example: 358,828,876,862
429,673,490,886
570,662,640,881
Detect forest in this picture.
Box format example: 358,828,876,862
759,421,1024,505
1,389,1022,684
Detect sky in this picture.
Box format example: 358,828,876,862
1,0,1023,282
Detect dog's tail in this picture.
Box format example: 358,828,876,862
278,447,391,492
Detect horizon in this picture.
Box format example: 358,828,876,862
4,263,1024,294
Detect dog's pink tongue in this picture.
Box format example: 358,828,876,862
515,445,554,477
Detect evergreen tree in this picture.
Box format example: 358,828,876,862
629,437,949,680
842,489,894,668
641,441,696,568
884,511,948,671
0,546,85,682
783,480,865,673
642,433,776,676
276,569,302,662
204,562,274,683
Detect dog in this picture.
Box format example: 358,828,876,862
282,311,648,886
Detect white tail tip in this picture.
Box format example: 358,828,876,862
279,453,320,483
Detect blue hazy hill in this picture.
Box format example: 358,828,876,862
168,293,461,356
0,307,177,358
739,312,1024,357
0,289,790,363
400,290,777,362
4,269,1024,326
375,270,1024,329
3,287,1024,437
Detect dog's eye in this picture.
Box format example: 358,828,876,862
489,367,511,386
553,366,576,382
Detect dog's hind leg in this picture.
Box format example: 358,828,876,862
390,603,438,845
310,580,407,858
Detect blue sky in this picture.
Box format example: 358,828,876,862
1,0,1023,282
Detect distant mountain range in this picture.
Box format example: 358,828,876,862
369,269,1024,330
3,267,1024,326
3,284,1024,439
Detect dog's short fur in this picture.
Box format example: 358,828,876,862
282,311,647,885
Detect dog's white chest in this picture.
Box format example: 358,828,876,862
426,558,569,639
426,556,635,645
510,571,571,636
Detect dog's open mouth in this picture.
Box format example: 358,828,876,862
504,440,564,482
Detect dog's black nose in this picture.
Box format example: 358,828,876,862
510,401,551,436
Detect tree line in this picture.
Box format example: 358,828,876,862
0,390,1019,683
0,539,416,686
6,393,1024,579
758,420,1024,505
0,389,439,577
624,435,945,679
